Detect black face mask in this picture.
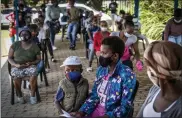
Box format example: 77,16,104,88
99,55,114,67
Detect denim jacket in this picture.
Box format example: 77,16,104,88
80,61,137,118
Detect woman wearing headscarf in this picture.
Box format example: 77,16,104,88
137,41,182,117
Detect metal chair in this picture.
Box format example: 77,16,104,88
8,62,41,105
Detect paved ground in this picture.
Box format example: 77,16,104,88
1,36,152,117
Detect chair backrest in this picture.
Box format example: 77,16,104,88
8,61,12,76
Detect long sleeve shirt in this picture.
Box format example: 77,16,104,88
93,31,110,52
80,61,137,118
46,5,62,21
164,18,182,41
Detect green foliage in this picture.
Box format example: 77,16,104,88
139,0,175,40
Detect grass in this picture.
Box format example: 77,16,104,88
1,30,9,39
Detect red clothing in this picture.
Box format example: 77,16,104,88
9,28,16,37
94,31,110,52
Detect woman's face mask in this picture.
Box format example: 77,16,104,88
20,32,31,42
101,27,108,32
174,18,182,23
124,32,132,38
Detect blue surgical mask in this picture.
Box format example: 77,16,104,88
66,71,81,82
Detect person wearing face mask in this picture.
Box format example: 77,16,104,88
86,17,100,72
54,56,89,116
164,8,182,46
137,41,182,117
110,21,142,71
67,0,80,50
94,21,110,58
72,36,137,118
36,15,56,64
46,0,62,50
8,28,41,104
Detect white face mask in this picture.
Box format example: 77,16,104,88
101,27,107,32
124,32,132,38
174,19,182,23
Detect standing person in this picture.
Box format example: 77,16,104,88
59,9,69,41
86,17,100,72
67,0,80,50
116,10,125,26
109,0,118,31
36,15,56,63
72,36,137,118
9,22,16,44
46,0,62,50
164,8,182,46
94,21,110,58
110,21,143,71
137,41,182,117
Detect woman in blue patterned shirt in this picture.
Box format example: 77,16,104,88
72,36,137,118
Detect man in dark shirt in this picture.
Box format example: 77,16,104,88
109,0,118,31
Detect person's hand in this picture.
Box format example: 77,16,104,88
70,111,85,118
96,51,100,57
15,64,28,68
136,60,143,71
26,62,33,66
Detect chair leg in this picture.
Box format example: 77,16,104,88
43,67,49,86
36,84,41,102
10,77,14,105
23,80,26,89
40,72,43,82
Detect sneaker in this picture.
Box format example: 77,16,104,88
30,96,37,104
18,97,25,104
52,46,57,50
51,57,56,62
87,67,93,72
45,68,50,73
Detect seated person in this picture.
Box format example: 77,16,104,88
55,56,89,115
28,24,39,45
137,41,182,117
8,28,41,104
110,21,143,71
86,17,100,72
73,36,137,118
164,8,182,46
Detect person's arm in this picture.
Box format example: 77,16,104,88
6,12,13,21
8,45,19,67
105,70,137,118
164,20,171,41
87,28,93,40
46,6,52,21
54,87,65,114
79,68,101,116
132,40,140,61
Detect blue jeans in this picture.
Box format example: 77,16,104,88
67,22,79,48
47,21,56,46
168,35,182,47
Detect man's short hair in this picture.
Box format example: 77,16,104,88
120,10,125,15
124,20,134,28
174,8,182,17
102,36,125,58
